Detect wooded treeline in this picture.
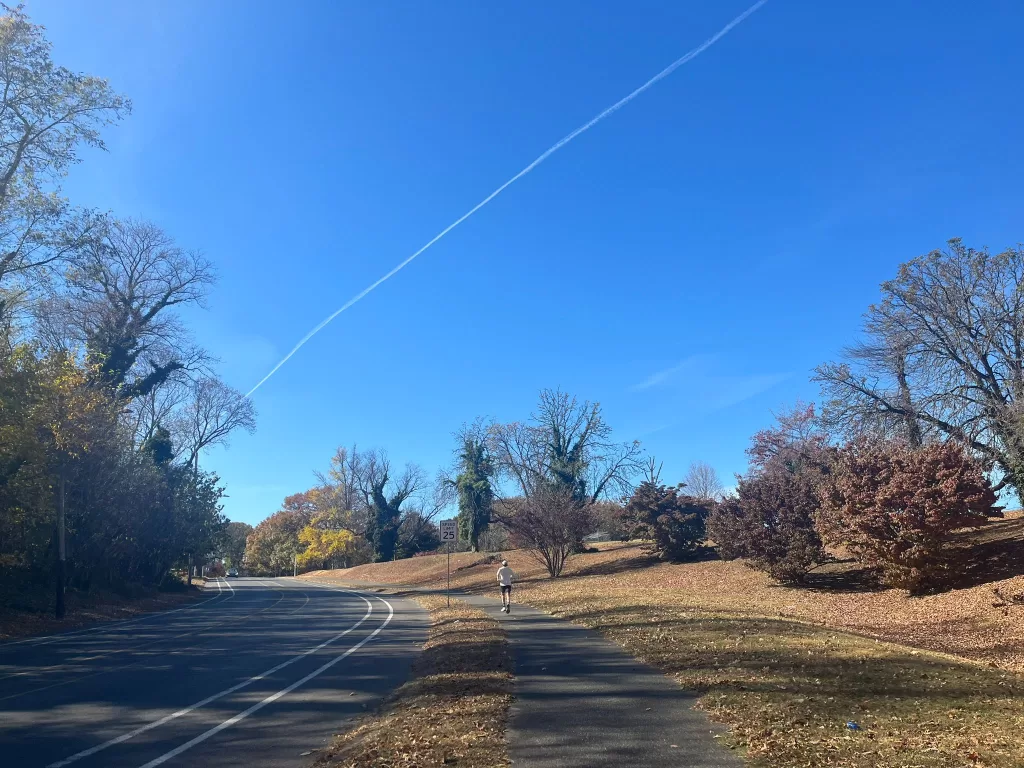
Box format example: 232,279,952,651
0,7,254,611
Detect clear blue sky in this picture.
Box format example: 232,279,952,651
32,1,1024,524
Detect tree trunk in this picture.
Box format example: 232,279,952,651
895,354,923,447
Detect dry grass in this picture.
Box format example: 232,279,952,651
314,595,512,768
305,521,1024,674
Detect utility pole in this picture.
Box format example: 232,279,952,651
293,553,297,578
55,470,66,619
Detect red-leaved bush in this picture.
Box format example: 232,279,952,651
708,463,825,584
819,441,996,593
708,403,830,584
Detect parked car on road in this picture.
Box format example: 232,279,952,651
227,568,238,577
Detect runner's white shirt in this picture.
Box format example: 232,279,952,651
496,566,514,586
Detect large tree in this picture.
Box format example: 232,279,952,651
0,5,128,316
815,239,1024,494
451,427,495,552
354,449,425,563
707,404,830,583
489,389,643,572
820,440,995,593
44,217,213,399
489,389,642,504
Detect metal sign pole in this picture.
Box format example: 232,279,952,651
439,518,457,608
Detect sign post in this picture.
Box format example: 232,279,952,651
439,519,458,607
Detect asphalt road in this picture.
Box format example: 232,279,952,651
0,578,427,768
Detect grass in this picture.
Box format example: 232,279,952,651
313,595,512,768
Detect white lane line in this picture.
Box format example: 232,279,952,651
46,590,377,768
137,594,395,768
0,591,232,650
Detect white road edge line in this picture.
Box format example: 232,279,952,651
136,594,395,768
45,590,378,768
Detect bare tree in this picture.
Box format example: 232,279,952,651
684,461,723,502
315,445,366,520
493,486,592,577
814,239,1024,493
173,377,256,470
48,217,214,398
488,388,643,573
489,389,643,504
129,377,189,445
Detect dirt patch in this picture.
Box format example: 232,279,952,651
313,595,512,768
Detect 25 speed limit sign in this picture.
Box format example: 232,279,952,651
439,519,458,544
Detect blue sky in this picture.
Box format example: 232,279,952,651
32,1,1024,524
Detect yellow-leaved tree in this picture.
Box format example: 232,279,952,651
297,508,356,570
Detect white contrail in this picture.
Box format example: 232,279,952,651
246,0,769,397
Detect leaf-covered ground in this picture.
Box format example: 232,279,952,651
524,591,1024,767
304,519,1024,767
313,595,512,768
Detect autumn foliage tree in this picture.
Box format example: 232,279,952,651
297,509,356,570
243,493,316,575
819,440,995,593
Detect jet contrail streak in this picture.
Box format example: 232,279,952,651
246,0,768,397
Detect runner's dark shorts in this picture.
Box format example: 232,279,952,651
500,585,512,596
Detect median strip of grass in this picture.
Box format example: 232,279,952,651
530,590,1024,768
314,595,512,768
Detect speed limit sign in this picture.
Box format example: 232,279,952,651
439,519,458,544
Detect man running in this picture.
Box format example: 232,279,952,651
496,559,514,613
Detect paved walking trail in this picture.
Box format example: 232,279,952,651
328,580,741,768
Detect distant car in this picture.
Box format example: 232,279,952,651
227,568,238,577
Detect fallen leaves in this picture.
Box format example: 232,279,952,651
313,596,512,768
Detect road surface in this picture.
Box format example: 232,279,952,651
0,578,426,768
